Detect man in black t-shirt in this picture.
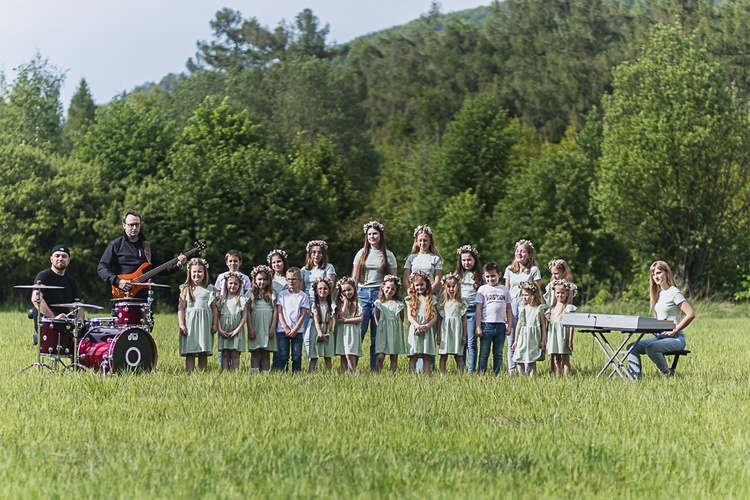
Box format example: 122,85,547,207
32,244,84,320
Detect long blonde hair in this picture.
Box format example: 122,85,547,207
649,260,677,311
408,272,435,323
438,274,462,307
409,226,443,263
509,239,538,274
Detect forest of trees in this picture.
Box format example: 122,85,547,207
3,0,750,306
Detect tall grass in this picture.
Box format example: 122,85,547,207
0,308,748,498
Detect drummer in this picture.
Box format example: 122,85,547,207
31,244,85,320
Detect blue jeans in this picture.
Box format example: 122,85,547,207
462,305,477,373
627,331,686,378
359,287,379,371
478,322,507,375
275,331,303,372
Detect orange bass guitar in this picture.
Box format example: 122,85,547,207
111,240,207,298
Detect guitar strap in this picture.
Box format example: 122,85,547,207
143,241,153,265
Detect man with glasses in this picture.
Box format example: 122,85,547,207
97,210,187,299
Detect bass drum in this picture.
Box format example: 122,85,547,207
78,327,157,373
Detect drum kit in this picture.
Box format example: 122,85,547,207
16,282,168,375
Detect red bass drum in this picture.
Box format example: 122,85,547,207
78,327,157,373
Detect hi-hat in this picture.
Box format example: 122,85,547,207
51,302,104,310
15,284,64,290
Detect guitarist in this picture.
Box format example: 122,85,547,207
97,210,187,299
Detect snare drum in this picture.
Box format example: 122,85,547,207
39,318,75,356
86,317,117,329
113,301,149,328
78,327,157,373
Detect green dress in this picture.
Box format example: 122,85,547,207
374,299,406,355
438,299,469,355
405,296,437,356
179,284,216,356
247,292,277,352
309,302,335,359
217,295,248,352
546,304,576,355
335,302,363,357
513,304,546,363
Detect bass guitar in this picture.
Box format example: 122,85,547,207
112,240,207,298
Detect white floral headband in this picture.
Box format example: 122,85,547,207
251,265,273,278
413,225,432,237
306,240,328,253
520,281,537,293
409,270,431,283
363,220,385,234
516,239,535,250
336,276,357,289
383,274,401,288
188,258,209,269
266,249,288,263
552,279,576,291
457,244,478,256
441,272,462,285
313,276,334,290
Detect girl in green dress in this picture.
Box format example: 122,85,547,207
309,277,335,373
512,281,547,378
437,273,468,374
247,265,278,374
373,275,406,373
178,258,218,374
217,272,248,372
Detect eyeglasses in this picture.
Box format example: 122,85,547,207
124,222,141,228
286,278,299,281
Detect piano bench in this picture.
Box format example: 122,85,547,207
664,350,691,371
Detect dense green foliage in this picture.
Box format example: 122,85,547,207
1,308,749,497
3,2,750,304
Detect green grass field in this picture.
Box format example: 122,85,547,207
1,305,748,498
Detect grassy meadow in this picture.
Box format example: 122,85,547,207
1,304,749,498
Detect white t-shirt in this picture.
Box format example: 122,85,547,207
475,284,511,323
276,290,310,332
654,286,686,322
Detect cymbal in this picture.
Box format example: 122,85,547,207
51,301,104,310
15,284,64,290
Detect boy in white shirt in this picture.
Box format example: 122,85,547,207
274,267,309,372
475,262,512,375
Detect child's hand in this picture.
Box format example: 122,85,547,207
288,328,297,338
568,338,573,351
317,334,325,343
512,341,517,350
475,327,483,338
435,335,441,346
462,334,467,346
540,340,546,351
179,325,187,336
269,329,275,339
248,329,256,340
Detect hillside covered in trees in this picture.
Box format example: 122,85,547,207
3,0,750,305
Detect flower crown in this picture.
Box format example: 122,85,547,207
441,272,462,285
363,220,385,234
520,281,538,292
548,259,565,269
187,258,209,269
383,274,401,287
306,240,328,253
251,265,273,278
266,249,288,263
313,276,334,290
457,244,478,256
552,279,576,291
413,225,432,237
409,270,431,283
336,276,357,289
516,239,535,250
224,271,242,282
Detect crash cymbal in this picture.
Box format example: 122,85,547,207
51,301,104,310
15,284,64,290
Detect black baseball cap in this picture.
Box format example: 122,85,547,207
50,244,70,256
